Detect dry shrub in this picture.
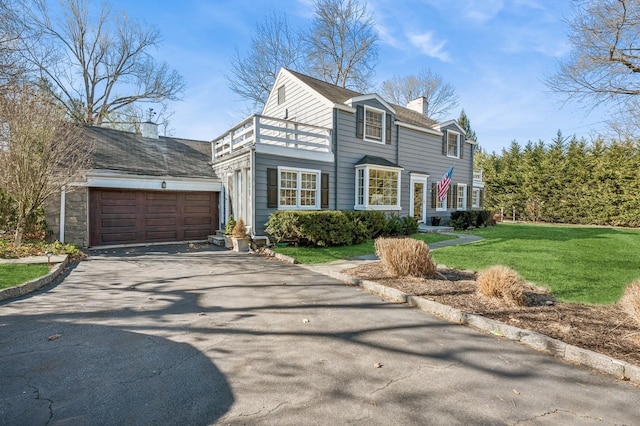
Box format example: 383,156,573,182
619,279,640,328
375,237,436,278
477,265,527,307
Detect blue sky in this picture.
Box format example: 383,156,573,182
109,0,608,153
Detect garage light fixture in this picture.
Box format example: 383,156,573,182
161,181,166,189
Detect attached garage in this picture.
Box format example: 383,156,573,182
89,189,219,246
45,125,222,248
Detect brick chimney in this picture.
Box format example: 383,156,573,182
140,121,159,139
406,97,429,116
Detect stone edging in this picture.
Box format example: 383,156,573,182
0,256,69,302
259,248,298,264
329,270,640,385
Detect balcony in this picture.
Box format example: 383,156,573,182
212,115,333,163
473,169,483,183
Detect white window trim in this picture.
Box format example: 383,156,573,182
363,105,386,144
436,197,447,212
446,130,460,159
472,187,481,208
457,183,467,210
354,164,402,211
277,166,320,210
410,174,429,223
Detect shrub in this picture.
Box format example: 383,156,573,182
343,211,387,238
375,237,436,278
232,218,248,238
401,216,419,235
619,279,640,328
225,216,236,235
476,265,527,306
383,214,405,236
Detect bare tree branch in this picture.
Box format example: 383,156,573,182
14,0,184,125
0,83,93,246
380,68,460,120
305,0,378,91
227,12,304,111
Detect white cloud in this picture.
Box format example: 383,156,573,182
407,32,451,62
462,0,505,23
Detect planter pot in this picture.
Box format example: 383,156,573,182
224,235,233,249
431,217,441,226
232,237,250,252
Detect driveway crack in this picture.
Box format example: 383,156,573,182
28,379,54,425
511,408,604,424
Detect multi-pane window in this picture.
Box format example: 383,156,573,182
472,188,482,208
457,184,467,210
365,107,383,141
279,171,298,206
277,85,285,105
447,130,460,158
279,168,319,209
436,196,446,211
355,166,401,210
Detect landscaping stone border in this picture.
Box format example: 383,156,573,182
329,270,640,385
0,256,69,302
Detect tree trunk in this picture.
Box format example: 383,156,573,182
13,214,25,248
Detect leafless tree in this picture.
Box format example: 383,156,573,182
0,84,93,247
15,0,184,126
380,68,459,120
547,0,640,134
102,103,175,136
0,1,28,89
227,12,304,111
305,0,378,91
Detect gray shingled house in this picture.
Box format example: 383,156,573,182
212,68,484,236
46,124,221,247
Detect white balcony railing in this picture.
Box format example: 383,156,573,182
212,115,332,160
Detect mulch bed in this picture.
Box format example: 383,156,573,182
343,262,640,367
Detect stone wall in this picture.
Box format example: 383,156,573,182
44,186,88,247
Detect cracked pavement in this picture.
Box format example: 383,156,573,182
1,244,639,425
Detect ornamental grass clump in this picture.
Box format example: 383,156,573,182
375,237,436,278
619,279,640,328
477,265,527,307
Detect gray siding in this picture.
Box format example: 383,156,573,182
263,71,333,128
334,100,400,212
398,123,473,222
254,153,335,235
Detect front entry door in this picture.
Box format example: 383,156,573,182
410,175,428,224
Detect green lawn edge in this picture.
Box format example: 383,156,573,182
0,264,51,290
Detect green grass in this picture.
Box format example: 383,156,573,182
272,233,456,265
0,264,51,290
432,223,640,304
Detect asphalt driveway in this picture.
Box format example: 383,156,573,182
1,245,639,425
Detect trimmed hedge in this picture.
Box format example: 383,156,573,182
450,210,495,231
265,210,419,247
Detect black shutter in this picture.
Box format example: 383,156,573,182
431,183,437,208
447,186,452,209
321,173,329,208
442,130,447,155
467,186,472,209
356,105,364,139
460,136,464,159
479,189,484,208
267,168,278,208
452,185,458,209
385,113,392,144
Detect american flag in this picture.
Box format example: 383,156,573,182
437,166,454,202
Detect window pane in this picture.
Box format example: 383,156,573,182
365,109,382,140
368,169,398,206
447,132,458,157
300,172,317,206
280,171,297,206
357,169,365,205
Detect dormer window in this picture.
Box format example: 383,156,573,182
447,130,460,158
365,107,383,142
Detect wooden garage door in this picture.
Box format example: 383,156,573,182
89,189,219,246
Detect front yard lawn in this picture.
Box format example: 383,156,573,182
0,264,51,290
432,223,640,304
271,233,456,265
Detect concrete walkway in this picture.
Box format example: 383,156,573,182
1,244,639,425
0,254,67,264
